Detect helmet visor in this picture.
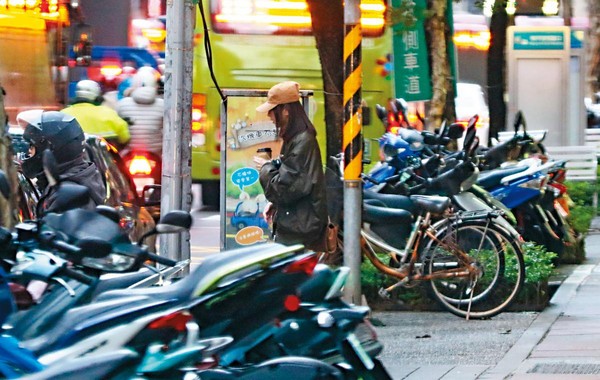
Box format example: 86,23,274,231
16,109,44,131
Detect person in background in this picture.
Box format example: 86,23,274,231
17,110,106,214
252,81,328,252
117,65,137,100
116,66,164,156
62,80,130,150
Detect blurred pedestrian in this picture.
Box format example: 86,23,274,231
116,66,164,156
253,81,328,251
62,80,130,150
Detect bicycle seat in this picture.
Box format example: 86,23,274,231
410,194,451,214
477,165,528,189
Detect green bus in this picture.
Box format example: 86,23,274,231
191,0,392,207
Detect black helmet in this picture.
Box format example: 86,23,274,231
19,110,85,179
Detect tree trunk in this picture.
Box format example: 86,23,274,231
487,2,508,138
426,0,451,128
306,0,344,171
588,0,600,95
0,86,18,228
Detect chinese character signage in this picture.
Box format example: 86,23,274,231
513,31,565,50
391,0,432,101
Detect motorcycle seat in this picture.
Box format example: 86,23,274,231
90,268,158,299
477,165,528,189
94,243,305,303
20,349,139,380
22,295,171,355
410,194,451,215
363,204,412,225
363,190,417,213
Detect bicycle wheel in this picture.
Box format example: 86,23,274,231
423,220,525,319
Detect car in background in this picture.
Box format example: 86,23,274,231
10,128,157,248
455,82,490,147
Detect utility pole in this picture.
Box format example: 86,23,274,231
160,0,195,264
342,0,363,304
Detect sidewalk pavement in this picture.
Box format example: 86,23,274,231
380,218,600,379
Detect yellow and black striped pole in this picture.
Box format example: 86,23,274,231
342,0,363,304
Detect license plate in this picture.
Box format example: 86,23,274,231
347,333,375,370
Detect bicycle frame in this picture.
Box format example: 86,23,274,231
361,209,490,285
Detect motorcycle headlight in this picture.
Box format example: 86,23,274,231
81,253,137,272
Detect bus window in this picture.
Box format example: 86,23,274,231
210,0,386,37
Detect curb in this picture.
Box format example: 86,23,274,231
478,263,595,379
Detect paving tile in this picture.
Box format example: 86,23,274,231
402,365,454,379
440,365,489,379
535,334,600,351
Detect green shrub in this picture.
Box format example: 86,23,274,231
568,205,595,234
565,180,595,207
564,180,597,233
520,242,557,284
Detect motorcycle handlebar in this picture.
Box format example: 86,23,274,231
146,252,177,267
59,266,95,285
44,235,81,256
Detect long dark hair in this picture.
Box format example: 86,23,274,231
272,102,316,142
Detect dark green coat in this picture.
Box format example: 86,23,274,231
259,130,328,251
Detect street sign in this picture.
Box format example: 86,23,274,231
513,30,565,50
391,0,432,102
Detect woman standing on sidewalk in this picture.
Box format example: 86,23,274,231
253,81,328,252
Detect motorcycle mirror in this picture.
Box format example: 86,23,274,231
463,119,478,153
394,98,409,126
375,104,388,126
137,210,192,245
142,184,161,207
422,131,439,145
77,238,112,258
468,136,480,157
437,120,447,137
42,149,60,187
447,123,465,139
0,169,10,199
513,111,523,134
156,210,193,233
394,98,408,113
95,205,121,224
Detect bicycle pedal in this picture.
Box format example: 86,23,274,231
378,287,391,299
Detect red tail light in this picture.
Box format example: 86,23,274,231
283,295,301,312
283,254,318,275
100,64,123,80
148,311,193,332
127,154,155,176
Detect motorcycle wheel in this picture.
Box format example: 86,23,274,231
423,220,525,319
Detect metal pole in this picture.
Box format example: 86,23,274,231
343,0,363,305
160,0,194,264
